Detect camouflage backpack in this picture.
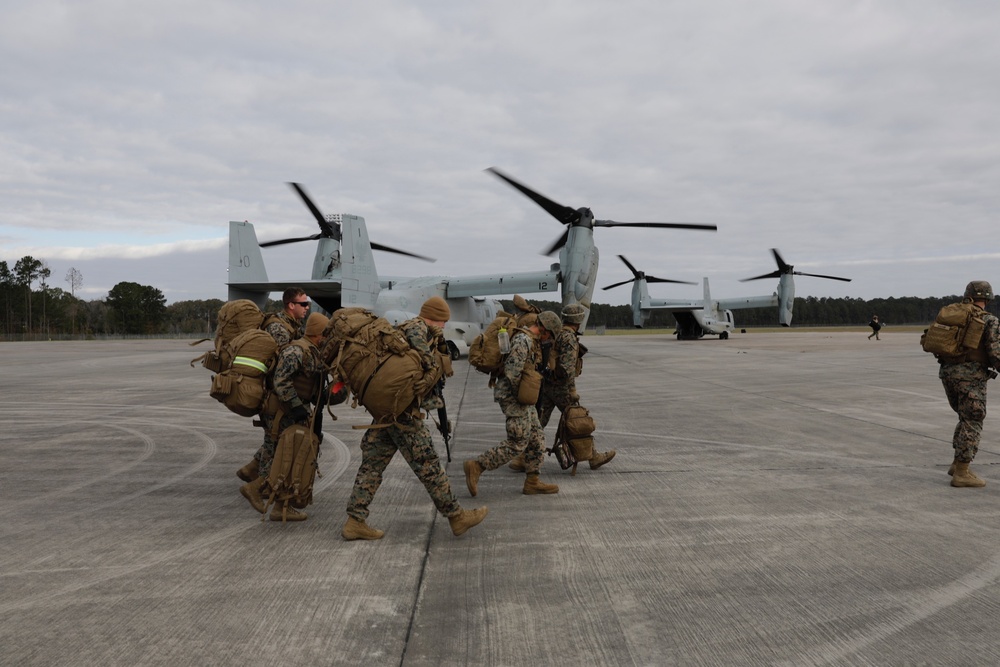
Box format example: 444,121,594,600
920,302,987,362
320,307,441,424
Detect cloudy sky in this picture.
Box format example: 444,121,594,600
3,0,999,306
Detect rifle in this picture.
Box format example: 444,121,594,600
431,379,452,462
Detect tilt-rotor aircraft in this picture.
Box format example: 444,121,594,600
227,174,717,354
604,249,851,339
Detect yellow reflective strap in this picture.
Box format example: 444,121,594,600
233,356,268,373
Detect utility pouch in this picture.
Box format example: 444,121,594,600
517,368,542,405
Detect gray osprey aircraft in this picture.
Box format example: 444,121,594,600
227,175,717,354
604,249,851,339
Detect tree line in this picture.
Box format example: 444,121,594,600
3,254,996,338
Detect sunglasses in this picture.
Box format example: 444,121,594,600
293,301,310,307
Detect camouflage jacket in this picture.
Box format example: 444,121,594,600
547,328,580,385
272,338,326,408
264,311,302,348
496,329,540,396
398,317,446,410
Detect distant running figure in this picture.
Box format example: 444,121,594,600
868,315,882,340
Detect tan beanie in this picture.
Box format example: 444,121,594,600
419,296,451,322
305,312,329,336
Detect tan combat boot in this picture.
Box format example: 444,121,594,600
464,459,483,497
239,477,267,514
270,504,307,522
342,516,384,540
951,462,986,488
449,506,489,536
523,474,559,495
508,455,526,472
589,449,616,470
237,458,259,483
948,458,957,476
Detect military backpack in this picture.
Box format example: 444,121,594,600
920,302,988,363
468,311,520,374
190,299,287,418
320,307,441,424
263,419,321,521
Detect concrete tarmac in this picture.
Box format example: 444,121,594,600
2,331,999,666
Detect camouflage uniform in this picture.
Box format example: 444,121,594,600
264,311,302,347
256,339,326,478
346,317,461,521
397,317,445,411
939,306,1000,463
537,327,582,428
475,330,546,473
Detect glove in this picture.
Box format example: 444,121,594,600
289,405,310,424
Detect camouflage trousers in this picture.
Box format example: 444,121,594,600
536,382,580,429
477,396,546,474
940,362,989,463
254,412,299,479
346,421,460,521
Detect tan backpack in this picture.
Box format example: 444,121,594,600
207,328,279,417
468,311,519,374
549,405,597,475
320,308,440,424
263,421,320,521
191,299,266,372
920,302,987,362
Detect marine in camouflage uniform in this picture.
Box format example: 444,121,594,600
533,303,615,470
463,311,562,496
342,297,488,541
239,312,329,520
939,281,1000,488
236,288,309,483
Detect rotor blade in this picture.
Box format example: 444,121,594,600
542,228,570,256
287,182,339,240
369,242,436,263
595,220,718,232
259,233,322,248
618,255,640,278
793,271,852,282
647,276,698,285
602,278,637,291
739,271,782,282
771,248,791,272
486,167,579,225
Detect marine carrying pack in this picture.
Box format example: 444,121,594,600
191,299,280,417
468,311,519,375
320,307,441,424
920,302,988,363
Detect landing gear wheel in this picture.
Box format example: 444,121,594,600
720,331,729,340
447,341,460,360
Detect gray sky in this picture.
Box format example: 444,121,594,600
3,0,999,306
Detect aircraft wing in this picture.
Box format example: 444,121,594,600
443,269,561,299
644,300,702,312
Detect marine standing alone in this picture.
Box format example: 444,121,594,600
939,281,1000,488
342,296,488,540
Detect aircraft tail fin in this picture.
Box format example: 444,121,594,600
338,214,380,309
227,221,270,307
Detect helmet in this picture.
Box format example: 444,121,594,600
964,281,994,302
536,311,562,336
561,303,586,325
